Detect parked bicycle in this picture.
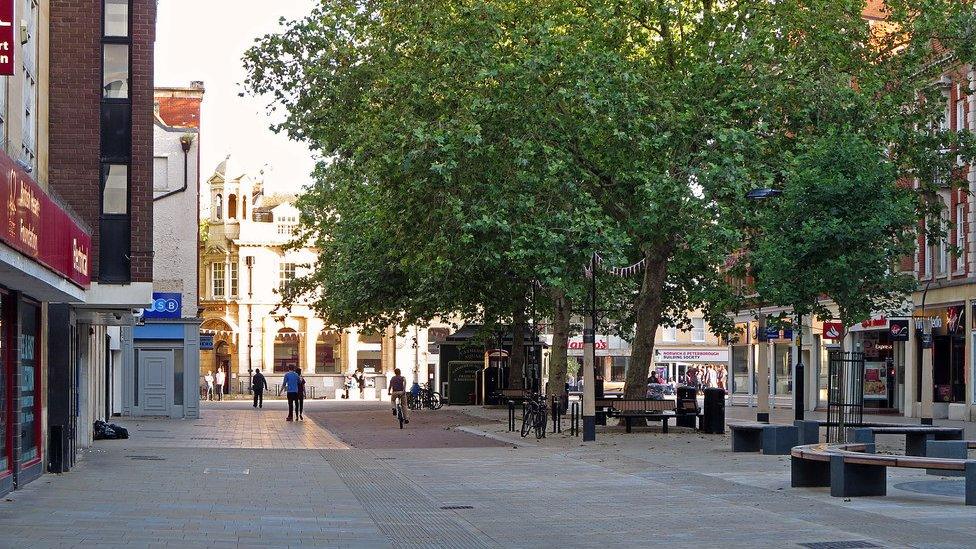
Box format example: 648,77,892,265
520,393,547,439
408,384,444,411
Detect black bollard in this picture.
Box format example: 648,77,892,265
510,400,516,431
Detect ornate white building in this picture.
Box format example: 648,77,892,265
199,157,441,397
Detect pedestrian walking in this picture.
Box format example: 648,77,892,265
252,368,267,408
204,371,215,401
296,368,306,421
282,366,301,421
706,365,718,389
215,367,226,401
343,372,353,399
357,370,366,399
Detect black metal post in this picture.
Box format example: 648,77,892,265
795,308,804,422
582,252,597,441
508,400,515,432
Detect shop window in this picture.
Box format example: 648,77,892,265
774,343,792,395
316,332,339,374
19,301,39,464
731,346,748,394
104,0,129,37
101,164,128,215
274,329,299,373
610,356,629,382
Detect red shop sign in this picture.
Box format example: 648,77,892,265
0,156,90,287
0,0,13,76
823,322,844,340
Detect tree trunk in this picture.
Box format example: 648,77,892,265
624,245,671,399
546,288,571,402
509,296,527,389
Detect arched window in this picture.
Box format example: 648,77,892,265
316,332,339,374
274,328,300,373
241,196,247,220
228,194,238,219
215,194,222,219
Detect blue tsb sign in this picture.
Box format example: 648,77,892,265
143,292,182,319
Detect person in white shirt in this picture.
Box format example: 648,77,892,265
215,367,226,401
204,371,215,401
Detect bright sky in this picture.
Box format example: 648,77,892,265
154,0,317,197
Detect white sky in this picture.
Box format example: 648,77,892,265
154,0,317,196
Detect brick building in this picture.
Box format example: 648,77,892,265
42,0,156,470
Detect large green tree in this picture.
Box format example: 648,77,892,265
247,0,975,399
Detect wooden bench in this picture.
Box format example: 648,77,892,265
848,426,964,456
596,398,679,433
791,442,976,505
729,422,798,455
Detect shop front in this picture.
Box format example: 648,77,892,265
0,157,91,496
915,305,966,419
849,315,907,413
560,334,630,393
653,348,729,390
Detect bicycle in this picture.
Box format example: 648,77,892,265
408,385,444,411
395,399,406,429
520,393,547,439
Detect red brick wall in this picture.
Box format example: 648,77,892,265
130,0,156,282
157,97,202,129
49,0,156,284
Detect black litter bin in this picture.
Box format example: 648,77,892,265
702,387,725,434
676,386,698,429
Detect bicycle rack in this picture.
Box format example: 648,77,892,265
569,401,581,437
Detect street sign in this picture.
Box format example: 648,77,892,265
142,292,182,319
888,319,909,341
0,1,12,76
200,334,214,350
823,322,843,340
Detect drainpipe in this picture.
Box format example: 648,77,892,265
154,134,194,202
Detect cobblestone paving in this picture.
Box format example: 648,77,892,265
1,400,976,548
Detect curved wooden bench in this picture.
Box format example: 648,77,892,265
791,442,976,505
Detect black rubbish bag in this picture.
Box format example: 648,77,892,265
93,420,130,440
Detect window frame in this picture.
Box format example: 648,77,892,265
662,325,677,343
956,202,966,272
229,261,238,297
279,262,296,290
100,163,129,216
212,262,225,298
691,318,706,343
102,0,130,38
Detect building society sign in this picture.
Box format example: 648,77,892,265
655,349,729,363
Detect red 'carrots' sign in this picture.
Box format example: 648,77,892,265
0,152,90,287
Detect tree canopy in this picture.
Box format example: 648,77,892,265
246,0,976,397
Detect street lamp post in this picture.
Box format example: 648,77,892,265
582,252,597,441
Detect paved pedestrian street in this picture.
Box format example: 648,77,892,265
1,401,975,548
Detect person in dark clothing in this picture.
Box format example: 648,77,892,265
282,366,301,421
357,371,366,399
296,368,306,421
252,369,267,408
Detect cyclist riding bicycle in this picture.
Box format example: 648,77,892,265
389,368,409,424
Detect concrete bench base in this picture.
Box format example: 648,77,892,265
926,440,967,477
791,456,830,487
830,454,887,497
794,420,820,445
762,425,798,455
731,425,763,452
731,423,797,454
